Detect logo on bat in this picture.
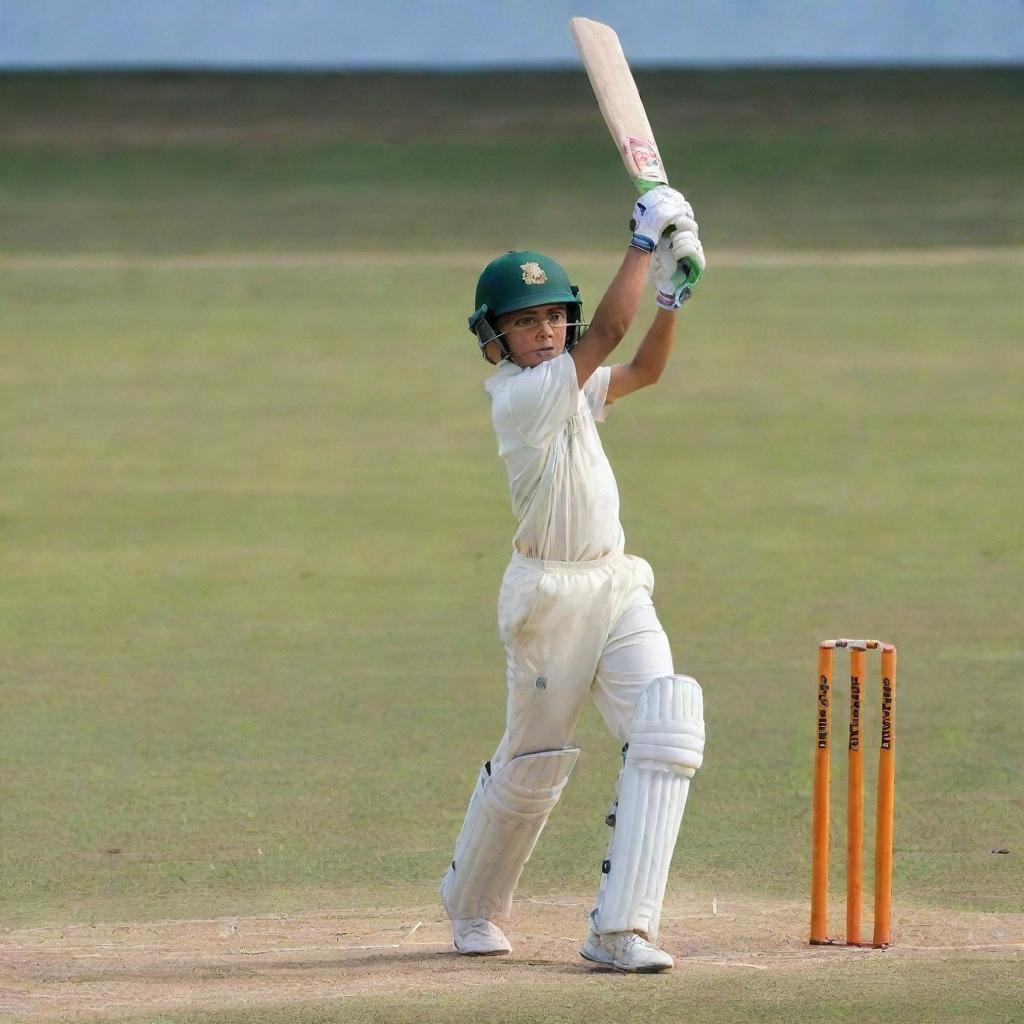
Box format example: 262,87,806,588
624,137,663,183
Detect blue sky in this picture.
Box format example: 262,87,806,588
1,0,1022,68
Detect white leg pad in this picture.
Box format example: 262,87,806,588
593,675,704,941
441,747,580,923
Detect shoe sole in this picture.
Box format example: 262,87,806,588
580,948,672,973
454,945,511,956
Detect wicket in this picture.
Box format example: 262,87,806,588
810,639,897,948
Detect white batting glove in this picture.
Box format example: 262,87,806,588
629,185,692,253
649,227,706,310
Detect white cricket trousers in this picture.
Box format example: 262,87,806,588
490,550,674,772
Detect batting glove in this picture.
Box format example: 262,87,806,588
649,228,706,310
629,185,692,253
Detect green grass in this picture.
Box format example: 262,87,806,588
0,70,1021,1021
1,69,1022,253
2,259,1020,926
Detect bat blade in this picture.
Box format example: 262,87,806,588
570,16,667,193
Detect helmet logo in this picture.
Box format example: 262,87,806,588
520,261,547,285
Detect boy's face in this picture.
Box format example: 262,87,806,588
495,304,569,368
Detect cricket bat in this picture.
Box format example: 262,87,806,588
570,16,699,289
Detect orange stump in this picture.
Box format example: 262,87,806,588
873,645,897,947
809,645,833,944
809,640,897,948
846,648,865,945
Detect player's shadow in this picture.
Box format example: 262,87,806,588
42,948,440,984
50,947,589,984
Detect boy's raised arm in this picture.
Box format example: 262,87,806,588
570,185,694,388
606,225,706,402
569,246,649,387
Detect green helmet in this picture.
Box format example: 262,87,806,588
468,250,584,364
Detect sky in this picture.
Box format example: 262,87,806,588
1,0,1022,68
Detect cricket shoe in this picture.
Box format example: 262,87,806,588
580,926,673,973
451,917,512,956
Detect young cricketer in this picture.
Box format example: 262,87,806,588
441,185,707,972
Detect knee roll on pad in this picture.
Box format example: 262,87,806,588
441,747,579,922
594,675,705,940
627,673,704,775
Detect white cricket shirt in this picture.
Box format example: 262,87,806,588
485,352,625,562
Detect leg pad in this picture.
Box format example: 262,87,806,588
593,676,704,940
441,747,579,922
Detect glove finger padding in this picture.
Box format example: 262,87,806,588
650,229,705,310
667,214,699,237
629,185,690,253
670,229,705,276
648,238,678,294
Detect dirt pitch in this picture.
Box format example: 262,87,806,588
2,893,1020,1021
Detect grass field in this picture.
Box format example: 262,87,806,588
1,70,1022,1022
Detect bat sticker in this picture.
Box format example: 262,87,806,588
624,137,664,183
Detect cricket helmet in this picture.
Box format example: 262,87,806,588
468,250,584,365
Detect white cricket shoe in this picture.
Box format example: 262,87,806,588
451,917,512,956
580,926,674,973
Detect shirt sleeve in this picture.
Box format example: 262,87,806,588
506,353,579,446
584,365,612,423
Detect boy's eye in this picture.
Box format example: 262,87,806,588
515,311,563,328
